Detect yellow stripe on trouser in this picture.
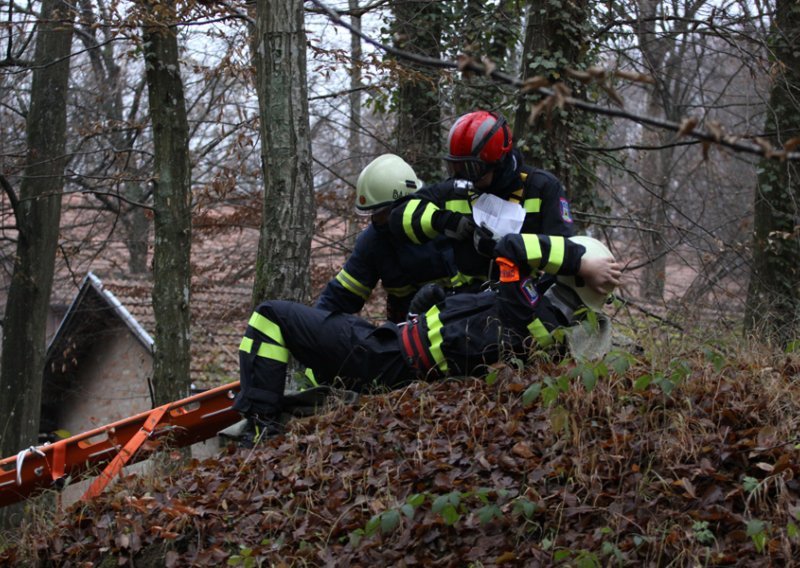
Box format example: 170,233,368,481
544,236,565,273
425,306,449,373
527,319,554,348
248,312,286,345
239,336,290,363
335,269,371,300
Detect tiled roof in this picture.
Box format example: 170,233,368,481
96,276,253,388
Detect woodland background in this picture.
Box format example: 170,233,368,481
0,0,799,559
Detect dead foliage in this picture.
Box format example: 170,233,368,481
2,348,800,567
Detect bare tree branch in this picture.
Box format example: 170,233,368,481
310,0,800,161
0,173,20,229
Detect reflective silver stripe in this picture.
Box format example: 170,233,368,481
335,269,371,300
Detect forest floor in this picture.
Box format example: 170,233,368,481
2,332,800,567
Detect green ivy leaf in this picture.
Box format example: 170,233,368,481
380,510,400,534
485,369,499,386
440,504,461,525
476,504,502,524
542,385,559,407
365,514,381,536
633,374,652,390
522,382,542,406
513,498,537,519
406,493,425,507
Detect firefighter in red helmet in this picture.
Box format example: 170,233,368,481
443,109,514,186
389,109,575,285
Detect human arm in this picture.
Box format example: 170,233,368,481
388,182,475,245
314,229,380,314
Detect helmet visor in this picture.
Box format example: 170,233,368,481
445,158,490,182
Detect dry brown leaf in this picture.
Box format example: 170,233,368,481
678,117,699,137
600,83,625,108
519,75,550,93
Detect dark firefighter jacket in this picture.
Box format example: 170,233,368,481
388,153,575,283
315,222,459,323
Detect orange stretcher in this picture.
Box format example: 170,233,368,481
0,381,241,508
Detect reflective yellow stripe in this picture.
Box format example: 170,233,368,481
522,234,543,268
509,188,524,204
527,319,553,347
239,337,290,363
304,367,318,387
523,198,541,213
248,312,285,345
545,236,566,274
425,306,449,373
449,272,474,287
335,269,371,300
520,172,528,182
420,202,439,240
403,200,422,244
384,284,416,296
445,199,471,214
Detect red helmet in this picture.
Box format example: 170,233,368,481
445,110,513,181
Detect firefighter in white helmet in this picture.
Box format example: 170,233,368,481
315,154,460,323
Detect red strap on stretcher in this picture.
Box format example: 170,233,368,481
83,404,170,500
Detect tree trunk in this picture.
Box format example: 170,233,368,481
142,2,192,404
744,0,800,347
391,0,443,183
0,0,75,528
512,0,598,230
251,0,316,304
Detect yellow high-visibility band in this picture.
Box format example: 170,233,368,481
403,200,422,244
335,269,371,300
420,202,439,240
304,368,318,387
239,336,290,363
425,306,449,373
248,312,285,345
445,199,471,214
522,234,543,268
545,236,565,274
523,198,541,213
527,319,553,347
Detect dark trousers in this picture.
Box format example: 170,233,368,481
234,301,414,417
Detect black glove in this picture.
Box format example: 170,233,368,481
409,283,447,316
434,211,475,241
473,225,497,257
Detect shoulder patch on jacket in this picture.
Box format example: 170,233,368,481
559,197,573,223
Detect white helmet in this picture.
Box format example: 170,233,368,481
355,154,422,212
557,236,616,311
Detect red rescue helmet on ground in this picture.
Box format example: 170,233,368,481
444,110,513,182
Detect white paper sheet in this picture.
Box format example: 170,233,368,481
471,193,526,240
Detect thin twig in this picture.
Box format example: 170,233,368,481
309,0,800,162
